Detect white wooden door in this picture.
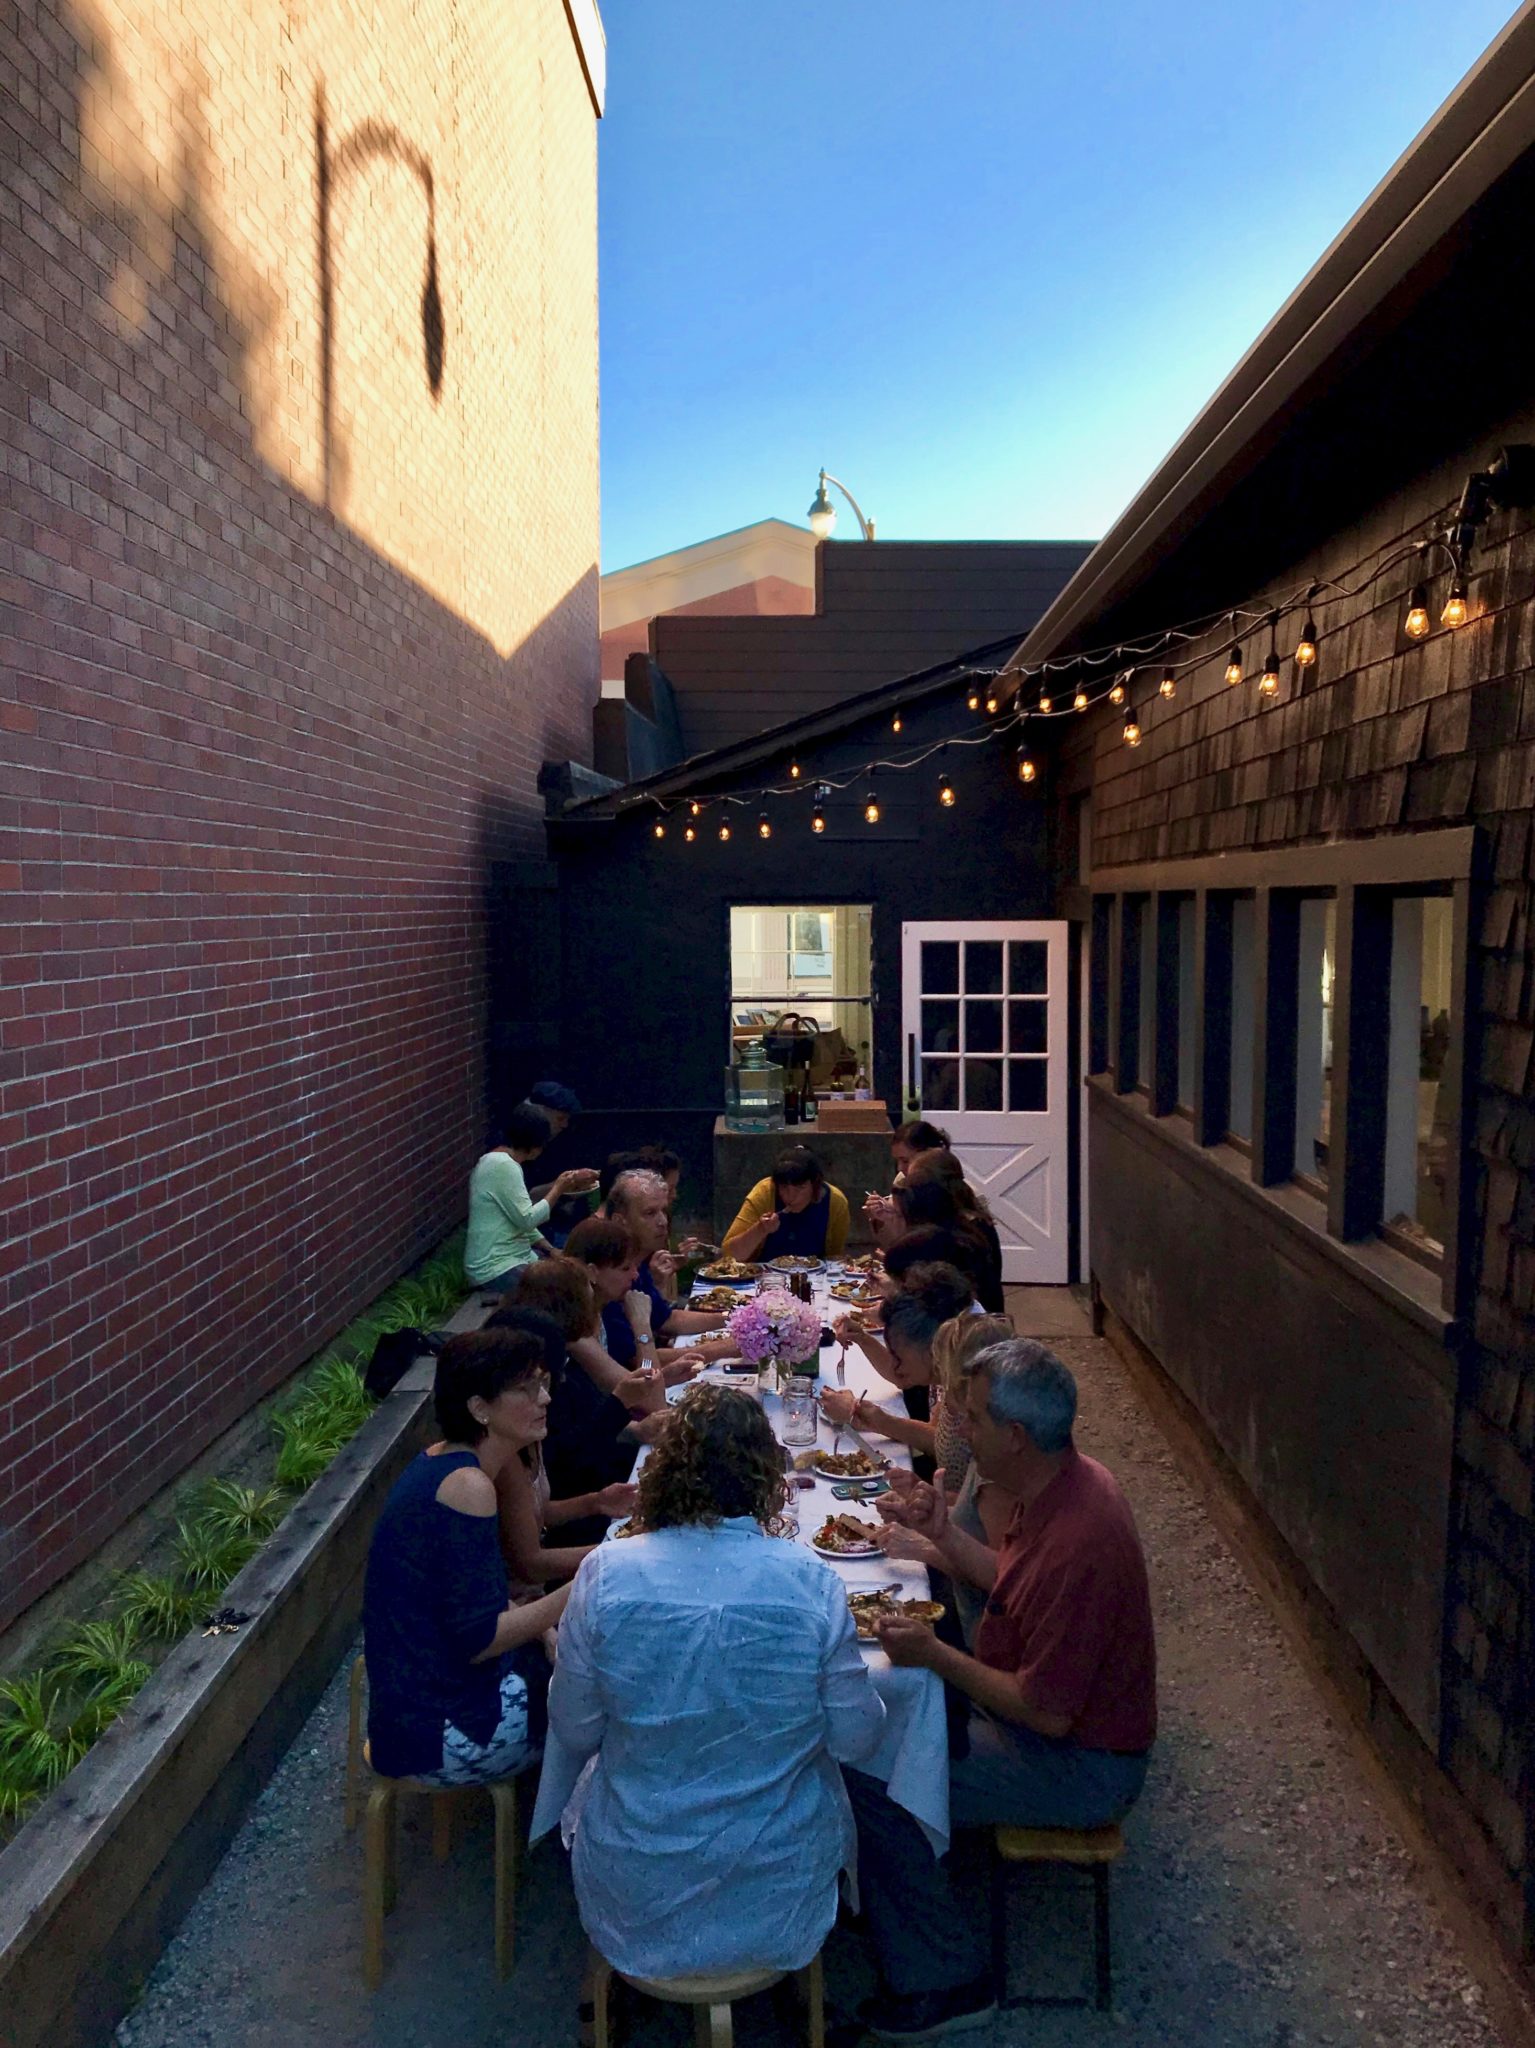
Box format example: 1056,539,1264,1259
900,921,1069,1284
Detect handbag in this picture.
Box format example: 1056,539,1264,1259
364,1326,443,1400
762,1011,819,1074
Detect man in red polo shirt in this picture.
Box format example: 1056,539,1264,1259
842,1338,1155,2042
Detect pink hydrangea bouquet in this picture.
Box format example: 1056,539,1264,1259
727,1288,823,1375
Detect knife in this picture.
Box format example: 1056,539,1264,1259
841,1416,889,1470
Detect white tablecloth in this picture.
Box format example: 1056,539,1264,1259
531,1264,951,1854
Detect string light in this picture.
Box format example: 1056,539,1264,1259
1404,584,1431,638
652,818,666,840
1017,746,1036,783
1122,713,1142,747
688,799,702,817
757,812,771,839
1038,691,1052,714
1258,626,1281,695
1159,668,1177,699
1225,645,1244,686
789,760,802,780
984,689,999,716
811,802,826,834
1442,578,1469,629
684,824,697,843
1073,687,1089,712
966,685,981,712
938,771,956,807
718,820,732,842
1109,673,1127,706
863,774,881,825
892,712,903,734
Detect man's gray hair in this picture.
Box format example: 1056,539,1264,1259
606,1168,668,1215
969,1338,1077,1454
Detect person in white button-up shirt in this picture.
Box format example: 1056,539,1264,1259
548,1383,886,1983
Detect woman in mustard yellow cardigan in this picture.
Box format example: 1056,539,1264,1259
722,1146,850,1263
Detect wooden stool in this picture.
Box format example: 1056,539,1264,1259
591,1950,824,2048
345,1657,456,1856
360,1740,519,1988
989,1822,1125,2012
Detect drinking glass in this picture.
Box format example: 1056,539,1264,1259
780,1379,819,1445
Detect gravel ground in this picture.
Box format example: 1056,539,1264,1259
116,1330,1515,2048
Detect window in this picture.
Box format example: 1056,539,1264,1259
1089,827,1473,1315
728,904,873,1078
1227,897,1255,1143
1293,898,1336,1184
1383,894,1455,1252
918,933,1050,1112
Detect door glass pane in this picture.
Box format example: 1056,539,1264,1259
1008,940,1048,995
965,1000,1003,1054
1384,895,1454,1250
964,1058,1003,1110
964,942,1003,995
922,1058,959,1110
920,941,959,994
1008,1001,1047,1054
921,1001,960,1054
1009,1060,1048,1112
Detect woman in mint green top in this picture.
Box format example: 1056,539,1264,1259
465,1106,598,1289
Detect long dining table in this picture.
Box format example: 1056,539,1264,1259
529,1258,952,1855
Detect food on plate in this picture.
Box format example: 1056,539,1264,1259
768,1254,824,1272
764,1512,800,1540
792,1450,821,1473
699,1257,764,1282
811,1448,884,1478
847,1592,945,1637
828,1281,882,1304
811,1513,883,1555
686,1286,741,1314
841,1253,884,1275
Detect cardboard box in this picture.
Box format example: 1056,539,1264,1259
814,1098,891,1132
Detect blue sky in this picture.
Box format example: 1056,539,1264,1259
598,1,1519,572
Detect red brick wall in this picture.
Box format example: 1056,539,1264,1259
0,0,599,1625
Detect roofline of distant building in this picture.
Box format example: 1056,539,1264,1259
999,1,1535,680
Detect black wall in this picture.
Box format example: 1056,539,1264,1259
540,691,1056,1203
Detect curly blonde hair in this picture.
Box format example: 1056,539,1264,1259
932,1312,1014,1399
630,1383,787,1531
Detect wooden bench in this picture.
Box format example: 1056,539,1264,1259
989,1822,1125,2011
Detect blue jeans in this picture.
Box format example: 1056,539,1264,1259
845,1714,1149,1996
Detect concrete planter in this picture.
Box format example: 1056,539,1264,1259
0,1361,439,2048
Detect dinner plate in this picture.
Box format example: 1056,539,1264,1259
810,1539,884,1560
766,1254,825,1273
810,1450,886,1479
698,1262,763,1284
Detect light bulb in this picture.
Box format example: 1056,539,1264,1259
684,824,697,843
1038,692,1052,714
757,813,771,840
1109,679,1126,706
892,713,903,734
718,820,731,842
1159,669,1176,699
1225,645,1243,686
1404,586,1430,638
652,819,666,840
1442,581,1469,628
966,686,981,712
1295,622,1318,666
938,776,956,808
863,791,881,825
984,692,999,716
1017,752,1036,784
811,807,826,834
1073,688,1089,712
1122,716,1142,747
789,760,802,780
1259,651,1280,696
688,799,701,817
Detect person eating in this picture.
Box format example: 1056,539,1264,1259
549,1382,886,2004
721,1145,850,1265
863,1119,951,1245
600,1170,738,1371
464,1105,599,1292
842,1338,1156,2041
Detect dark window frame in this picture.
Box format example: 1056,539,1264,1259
1090,828,1480,1320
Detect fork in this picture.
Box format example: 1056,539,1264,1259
832,1343,848,1454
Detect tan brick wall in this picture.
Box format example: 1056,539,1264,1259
0,0,599,1621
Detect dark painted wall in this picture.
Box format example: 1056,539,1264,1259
542,690,1055,1198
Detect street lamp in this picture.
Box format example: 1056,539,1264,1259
807,468,875,541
